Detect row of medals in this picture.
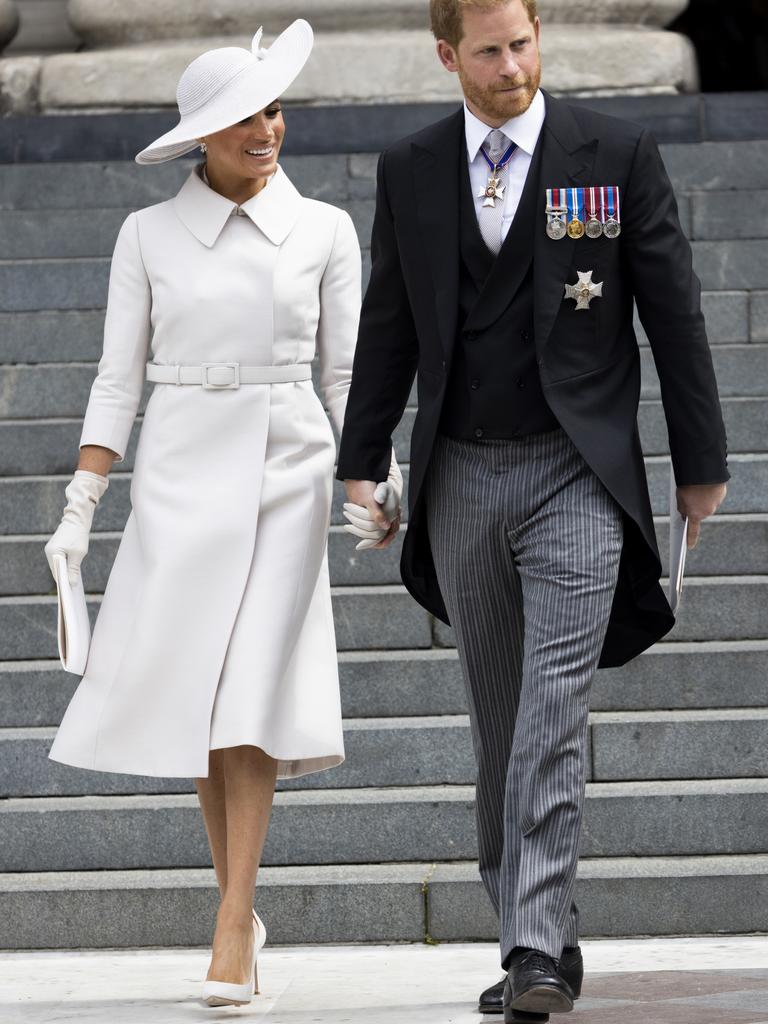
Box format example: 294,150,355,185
546,209,621,242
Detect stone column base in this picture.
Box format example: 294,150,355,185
2,26,698,114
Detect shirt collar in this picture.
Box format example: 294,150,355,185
173,163,303,248
464,89,546,163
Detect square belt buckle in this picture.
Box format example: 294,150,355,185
201,362,240,389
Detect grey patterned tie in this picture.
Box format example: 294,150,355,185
479,129,510,256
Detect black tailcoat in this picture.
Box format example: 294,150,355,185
337,92,728,668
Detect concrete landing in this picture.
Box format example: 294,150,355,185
0,937,766,1023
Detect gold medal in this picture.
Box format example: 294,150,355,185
567,217,585,239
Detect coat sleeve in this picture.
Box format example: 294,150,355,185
79,212,152,462
316,209,362,436
336,151,420,483
622,129,729,486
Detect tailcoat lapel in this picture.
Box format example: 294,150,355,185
533,93,599,353
411,110,465,363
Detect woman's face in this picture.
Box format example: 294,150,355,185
201,100,285,183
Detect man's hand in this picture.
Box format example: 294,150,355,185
343,480,401,550
676,483,727,548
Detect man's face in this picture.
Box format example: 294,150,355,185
437,1,542,126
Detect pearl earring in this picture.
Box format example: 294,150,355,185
200,141,207,154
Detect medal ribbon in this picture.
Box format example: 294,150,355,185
587,186,600,221
479,140,518,173
567,187,585,224
605,186,617,223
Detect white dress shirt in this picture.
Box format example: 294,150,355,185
464,89,546,244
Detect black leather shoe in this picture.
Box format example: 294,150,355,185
478,947,583,1014
503,950,574,1019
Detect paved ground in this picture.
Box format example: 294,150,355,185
0,937,766,1023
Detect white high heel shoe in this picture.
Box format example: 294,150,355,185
202,910,267,1007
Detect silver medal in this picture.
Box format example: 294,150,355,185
586,218,603,239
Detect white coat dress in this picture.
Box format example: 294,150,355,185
48,164,361,780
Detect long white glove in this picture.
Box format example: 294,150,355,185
343,452,403,551
44,470,109,585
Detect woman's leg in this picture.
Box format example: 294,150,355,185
207,745,278,985
195,749,229,897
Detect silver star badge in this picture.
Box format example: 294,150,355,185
564,270,604,311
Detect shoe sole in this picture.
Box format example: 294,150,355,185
502,1011,550,1023
203,996,250,1007
508,985,574,1014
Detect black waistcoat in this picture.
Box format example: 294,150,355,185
439,134,559,440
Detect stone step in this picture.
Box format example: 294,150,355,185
2,514,766,598
0,396,764,477
639,345,768,399
1,143,767,213
2,708,766,798
2,289,763,364
434,576,768,647
1,192,767,262
2,573,767,665
1,854,765,948
2,345,765,420
3,245,768,314
0,198,375,260
0,586,434,660
401,398,768,458
0,156,348,212
1,455,765,537
2,641,766,730
428,855,768,943
1,779,765,874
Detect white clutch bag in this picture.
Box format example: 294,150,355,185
52,553,91,675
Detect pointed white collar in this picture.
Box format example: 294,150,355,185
173,163,302,248
464,89,546,163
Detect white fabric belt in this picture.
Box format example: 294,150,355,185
146,362,312,389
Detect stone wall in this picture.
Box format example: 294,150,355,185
0,0,698,113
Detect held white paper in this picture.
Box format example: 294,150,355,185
669,470,689,615
52,553,91,675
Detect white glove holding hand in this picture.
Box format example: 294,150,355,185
44,470,109,585
343,453,403,551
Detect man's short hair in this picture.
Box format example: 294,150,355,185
430,0,538,48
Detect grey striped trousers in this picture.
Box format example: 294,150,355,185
425,429,623,964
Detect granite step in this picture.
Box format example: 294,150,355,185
1,190,767,261
1,708,766,798
0,143,766,213
2,288,762,365
0,198,374,260
428,855,768,943
2,641,767,730
431,575,768,646
1,854,766,949
2,514,766,597
1,779,765,873
1,455,766,537
0,586,434,659
3,242,768,312
0,395,764,477
389,398,767,458
1,344,766,421
1,572,767,664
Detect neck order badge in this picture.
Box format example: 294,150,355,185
478,138,518,208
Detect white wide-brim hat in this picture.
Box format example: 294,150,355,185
135,19,313,165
